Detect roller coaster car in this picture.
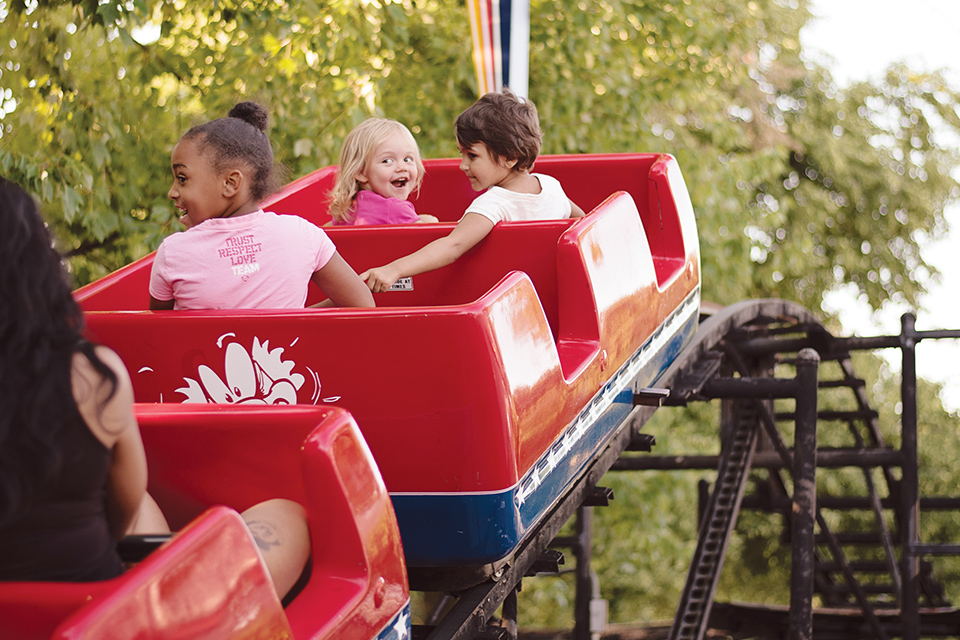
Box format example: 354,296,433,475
75,153,701,587
136,403,410,639
0,506,291,640
0,405,410,640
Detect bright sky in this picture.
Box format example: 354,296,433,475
801,0,960,411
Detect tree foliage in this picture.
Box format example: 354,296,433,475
3,0,959,305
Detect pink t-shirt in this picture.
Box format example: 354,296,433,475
149,210,336,310
333,190,420,225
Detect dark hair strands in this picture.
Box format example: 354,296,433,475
0,179,118,524
182,101,280,202
455,88,543,172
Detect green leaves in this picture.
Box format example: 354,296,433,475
61,185,82,222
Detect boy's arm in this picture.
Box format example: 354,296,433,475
569,199,586,218
361,213,495,293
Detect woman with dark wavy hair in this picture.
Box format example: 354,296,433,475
0,179,310,597
0,178,148,581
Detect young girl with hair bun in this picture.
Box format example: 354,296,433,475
149,102,374,310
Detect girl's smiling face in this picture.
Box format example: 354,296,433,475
356,130,420,201
168,137,230,226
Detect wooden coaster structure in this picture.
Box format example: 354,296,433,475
419,299,960,640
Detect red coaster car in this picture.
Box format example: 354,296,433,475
0,405,410,640
75,153,700,586
0,506,292,640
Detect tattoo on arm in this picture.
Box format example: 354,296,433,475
246,519,282,552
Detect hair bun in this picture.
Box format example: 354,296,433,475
228,102,269,133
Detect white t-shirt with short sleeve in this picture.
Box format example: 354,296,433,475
463,173,573,224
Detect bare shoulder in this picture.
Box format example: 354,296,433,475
72,346,130,387
71,346,136,447
93,345,131,377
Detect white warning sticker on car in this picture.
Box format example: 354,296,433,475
387,277,414,291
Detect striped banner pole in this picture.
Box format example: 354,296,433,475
467,0,529,98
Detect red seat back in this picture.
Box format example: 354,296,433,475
0,506,290,640
134,404,409,640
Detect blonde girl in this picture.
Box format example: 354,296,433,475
328,118,437,225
